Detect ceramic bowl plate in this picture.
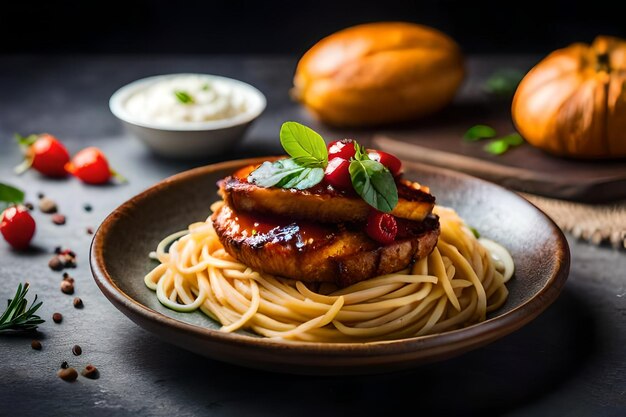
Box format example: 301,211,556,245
109,74,266,159
90,158,570,375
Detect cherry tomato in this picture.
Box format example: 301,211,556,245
368,150,403,177
328,139,356,161
65,147,117,185
366,210,398,245
324,157,352,190
1,205,36,250
16,134,70,177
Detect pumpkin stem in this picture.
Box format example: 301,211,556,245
596,52,611,73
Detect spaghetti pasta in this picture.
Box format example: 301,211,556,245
145,204,513,342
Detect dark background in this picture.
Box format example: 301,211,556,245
2,0,626,56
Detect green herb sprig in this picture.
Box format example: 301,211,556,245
463,125,497,142
349,146,398,213
248,122,398,212
174,90,195,104
0,283,44,332
248,122,327,190
462,125,525,155
483,133,524,155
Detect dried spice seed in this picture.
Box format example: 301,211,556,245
60,253,77,268
51,214,66,225
52,312,63,323
61,280,74,295
73,297,83,308
86,227,93,235
37,192,44,199
24,202,34,211
61,361,68,369
48,251,77,271
55,246,62,254
48,256,64,271
72,345,82,356
38,197,58,214
31,340,42,350
81,364,99,379
83,203,92,212
57,367,78,382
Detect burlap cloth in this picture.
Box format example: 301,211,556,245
521,193,626,249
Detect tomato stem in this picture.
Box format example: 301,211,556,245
110,169,127,183
14,158,32,175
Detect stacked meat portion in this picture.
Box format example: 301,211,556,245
212,165,440,287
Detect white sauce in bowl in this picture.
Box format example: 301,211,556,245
123,75,249,126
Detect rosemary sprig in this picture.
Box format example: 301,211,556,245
0,283,45,332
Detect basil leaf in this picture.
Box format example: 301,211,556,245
353,142,370,161
0,183,24,205
483,133,525,155
463,125,497,142
280,167,324,190
280,122,328,168
483,140,509,155
502,132,524,146
174,90,195,104
248,159,304,188
349,160,398,213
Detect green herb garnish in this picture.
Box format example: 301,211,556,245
248,122,328,190
248,159,324,190
174,90,195,104
279,122,328,168
0,283,44,332
202,84,210,91
463,125,497,142
248,122,399,212
0,183,24,211
469,227,481,239
484,69,525,98
349,158,398,213
483,133,525,155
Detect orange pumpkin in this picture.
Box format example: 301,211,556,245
512,36,626,158
292,22,465,127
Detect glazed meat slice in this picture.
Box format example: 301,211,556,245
212,203,440,287
220,165,436,223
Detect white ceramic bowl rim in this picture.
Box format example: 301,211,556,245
109,73,267,132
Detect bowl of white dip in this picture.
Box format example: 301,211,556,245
109,73,266,158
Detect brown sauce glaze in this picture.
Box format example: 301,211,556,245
215,203,337,251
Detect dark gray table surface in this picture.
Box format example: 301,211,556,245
0,55,624,417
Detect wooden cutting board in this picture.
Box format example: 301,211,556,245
372,100,626,203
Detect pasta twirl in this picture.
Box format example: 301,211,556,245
145,204,513,343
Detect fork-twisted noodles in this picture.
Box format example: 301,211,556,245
145,202,514,342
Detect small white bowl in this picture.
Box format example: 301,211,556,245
109,73,266,159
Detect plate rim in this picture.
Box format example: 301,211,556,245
90,157,570,359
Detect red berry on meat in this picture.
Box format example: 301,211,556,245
324,157,352,190
368,150,403,176
328,139,356,161
366,210,398,245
